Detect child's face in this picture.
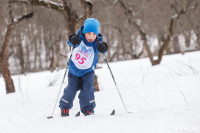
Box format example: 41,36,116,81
85,32,97,43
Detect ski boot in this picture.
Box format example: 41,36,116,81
61,109,69,117
84,111,94,116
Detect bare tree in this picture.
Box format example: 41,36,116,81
0,3,33,93
116,0,196,65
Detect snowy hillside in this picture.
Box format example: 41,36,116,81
0,51,200,133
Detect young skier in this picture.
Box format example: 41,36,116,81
59,18,108,116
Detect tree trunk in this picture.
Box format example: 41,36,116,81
184,32,191,47
0,24,15,93
0,11,33,94
17,42,25,74
33,40,38,72
197,33,200,50
173,35,180,53
94,75,99,92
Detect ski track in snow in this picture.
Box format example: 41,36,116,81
0,51,200,133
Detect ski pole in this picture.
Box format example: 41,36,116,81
47,46,75,119
104,54,132,114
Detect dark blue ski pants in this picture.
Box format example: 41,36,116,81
59,71,96,114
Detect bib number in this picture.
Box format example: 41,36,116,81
75,53,86,64
71,41,94,69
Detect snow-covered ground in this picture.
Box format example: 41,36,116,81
0,51,200,133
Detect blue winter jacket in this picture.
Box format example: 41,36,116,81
67,26,106,77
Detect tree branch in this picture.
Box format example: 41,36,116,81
11,0,64,13
80,0,93,17
11,12,34,26
75,0,93,30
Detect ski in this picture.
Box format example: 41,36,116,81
75,111,80,117
75,110,115,117
110,109,115,115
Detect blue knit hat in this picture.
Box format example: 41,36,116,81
83,18,100,35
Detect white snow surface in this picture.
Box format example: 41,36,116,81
0,51,200,133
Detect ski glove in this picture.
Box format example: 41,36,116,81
69,33,81,46
97,42,108,53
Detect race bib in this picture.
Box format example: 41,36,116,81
71,41,94,70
